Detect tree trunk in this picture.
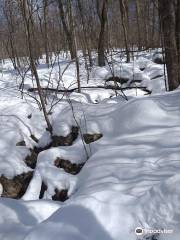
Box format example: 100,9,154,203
158,0,180,90
97,0,108,67
21,0,52,133
43,0,49,66
77,0,93,67
58,0,76,60
136,0,141,50
119,0,130,63
176,0,180,63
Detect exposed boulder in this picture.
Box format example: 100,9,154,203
140,67,145,71
153,57,164,64
0,171,33,199
83,133,103,144
25,149,38,169
24,126,79,170
51,126,79,147
153,53,165,64
27,113,32,119
54,158,84,175
52,188,68,202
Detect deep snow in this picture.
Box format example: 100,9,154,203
0,50,179,240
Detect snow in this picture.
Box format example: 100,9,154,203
22,170,42,200
0,198,60,240
0,184,2,196
0,50,179,240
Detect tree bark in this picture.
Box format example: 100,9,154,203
21,0,52,133
158,0,180,90
43,0,49,66
119,0,130,63
58,0,76,60
135,0,141,50
97,0,108,67
176,0,180,63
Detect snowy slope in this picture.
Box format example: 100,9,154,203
0,51,179,240
23,90,180,240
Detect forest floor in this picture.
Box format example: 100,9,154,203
0,50,179,240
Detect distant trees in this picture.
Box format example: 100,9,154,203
0,0,162,66
3,0,21,69
1,0,180,90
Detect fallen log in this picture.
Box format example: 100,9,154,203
28,85,152,95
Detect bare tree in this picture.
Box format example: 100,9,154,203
97,0,108,67
119,0,130,62
76,0,92,67
20,0,52,133
57,0,76,60
175,0,180,62
43,0,50,66
158,0,180,90
135,0,142,50
3,0,21,69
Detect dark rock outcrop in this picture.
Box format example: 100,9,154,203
52,188,68,202
140,67,145,71
0,171,33,199
25,150,38,169
1,126,81,201
153,57,165,64
51,126,79,147
54,158,84,175
83,133,103,144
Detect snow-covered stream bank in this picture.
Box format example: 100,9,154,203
0,51,179,240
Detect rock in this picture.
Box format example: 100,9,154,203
140,67,145,71
25,150,38,169
25,141,52,170
16,140,26,146
25,127,79,170
51,126,79,147
54,158,84,175
153,56,165,64
0,171,33,199
83,133,103,144
52,188,68,202
27,114,32,119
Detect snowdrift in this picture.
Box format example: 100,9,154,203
1,88,180,240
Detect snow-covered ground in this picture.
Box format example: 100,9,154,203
0,50,179,240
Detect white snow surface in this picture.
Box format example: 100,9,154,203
0,50,179,240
